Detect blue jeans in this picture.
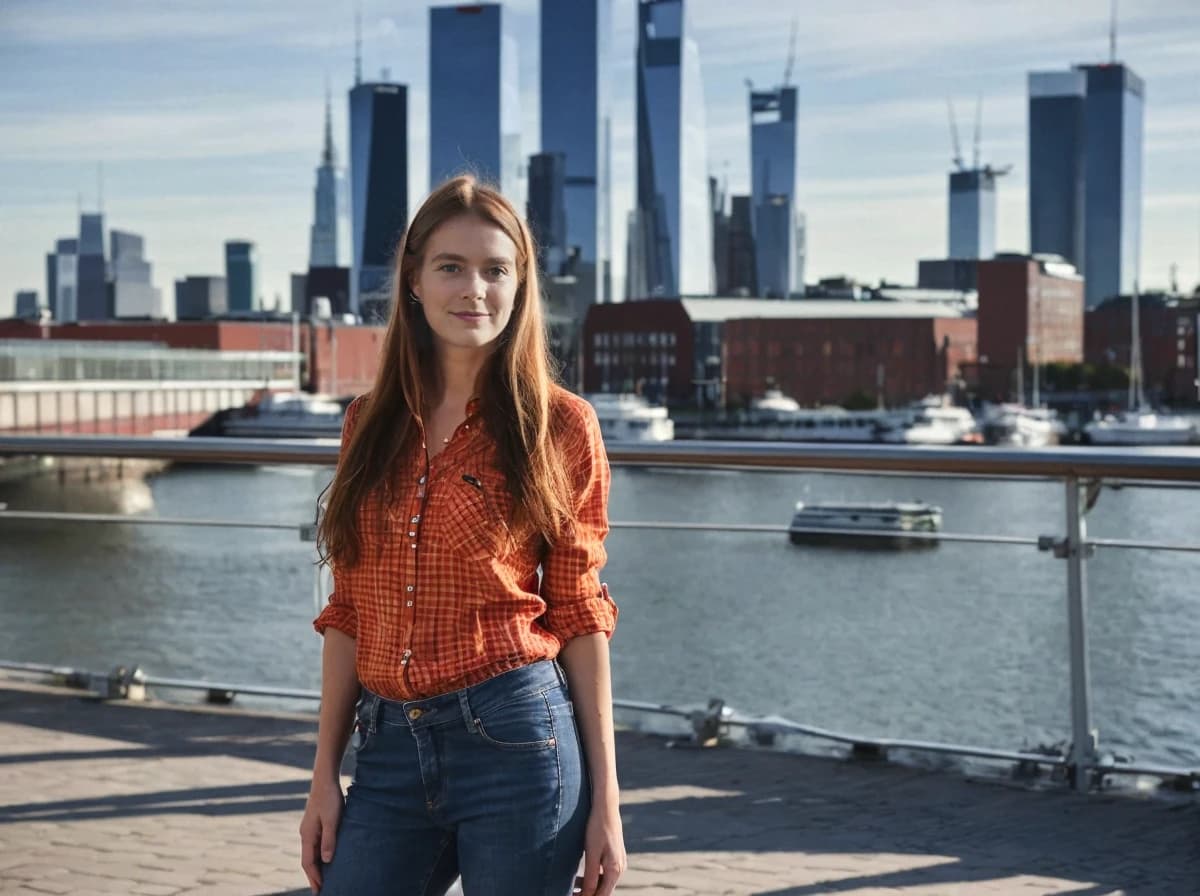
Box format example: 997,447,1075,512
319,660,590,896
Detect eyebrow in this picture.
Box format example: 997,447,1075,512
430,252,514,265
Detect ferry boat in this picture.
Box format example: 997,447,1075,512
788,500,942,548
586,393,675,442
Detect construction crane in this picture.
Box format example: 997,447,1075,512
946,99,964,172
781,15,797,87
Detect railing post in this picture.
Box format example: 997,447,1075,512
1064,475,1097,791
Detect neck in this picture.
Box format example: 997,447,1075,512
433,346,489,410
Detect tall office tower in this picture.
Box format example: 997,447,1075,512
111,230,163,318
224,241,258,312
948,168,998,260
76,213,108,320
726,196,758,295
540,0,611,305
49,238,78,322
749,87,803,297
1028,71,1086,271
349,78,409,319
429,4,521,198
310,92,340,268
710,177,730,294
527,152,568,278
630,0,712,298
1028,64,1144,307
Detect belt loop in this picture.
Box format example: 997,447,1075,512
553,659,568,689
458,689,474,731
367,692,380,735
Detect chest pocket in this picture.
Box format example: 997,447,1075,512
441,468,514,560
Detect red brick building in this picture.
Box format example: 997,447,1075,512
1085,294,1200,405
0,319,385,397
582,298,976,408
976,255,1085,401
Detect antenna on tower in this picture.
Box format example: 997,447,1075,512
946,99,964,172
972,94,982,170
1109,0,1118,62
781,15,797,87
354,4,363,86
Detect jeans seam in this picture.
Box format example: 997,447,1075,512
419,831,455,896
544,691,563,896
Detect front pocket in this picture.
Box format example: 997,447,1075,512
472,692,557,751
444,472,511,560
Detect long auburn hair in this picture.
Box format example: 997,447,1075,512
318,175,574,569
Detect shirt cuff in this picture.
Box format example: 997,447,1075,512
313,601,358,639
542,583,618,644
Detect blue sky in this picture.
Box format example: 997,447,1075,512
1,0,1198,317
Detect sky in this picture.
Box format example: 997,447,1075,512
1,0,1198,318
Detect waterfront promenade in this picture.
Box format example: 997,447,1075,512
0,679,1195,895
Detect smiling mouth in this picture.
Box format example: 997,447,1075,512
452,312,489,318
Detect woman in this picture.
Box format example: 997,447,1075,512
299,175,625,896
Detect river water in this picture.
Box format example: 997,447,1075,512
1,460,1196,771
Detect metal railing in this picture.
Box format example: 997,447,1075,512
2,433,1199,793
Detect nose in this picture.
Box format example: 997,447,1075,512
462,271,487,301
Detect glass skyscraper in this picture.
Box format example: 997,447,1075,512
1028,64,1144,307
948,168,997,260
540,0,611,304
76,213,108,320
224,240,258,312
630,0,712,298
429,4,521,198
750,87,803,297
349,80,408,320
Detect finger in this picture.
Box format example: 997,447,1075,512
301,823,323,892
598,863,620,896
581,854,601,896
321,815,338,864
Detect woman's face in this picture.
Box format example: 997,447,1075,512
411,213,520,362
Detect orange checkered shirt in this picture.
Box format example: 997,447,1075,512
313,386,618,700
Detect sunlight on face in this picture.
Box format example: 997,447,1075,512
412,213,520,362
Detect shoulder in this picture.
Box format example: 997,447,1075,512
342,393,370,436
548,386,600,438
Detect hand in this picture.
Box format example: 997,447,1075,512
299,777,344,893
576,797,626,896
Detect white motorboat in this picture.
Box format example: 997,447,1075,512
981,404,1065,448
220,392,345,439
586,393,674,442
877,398,977,445
788,500,942,548
1083,410,1197,446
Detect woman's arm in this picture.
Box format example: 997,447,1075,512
559,631,626,896
299,628,359,894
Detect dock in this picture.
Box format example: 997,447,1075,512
1,680,1195,895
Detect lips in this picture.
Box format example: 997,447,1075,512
452,312,489,320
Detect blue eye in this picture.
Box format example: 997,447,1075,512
438,263,460,273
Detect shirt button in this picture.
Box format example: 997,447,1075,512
406,585,414,592
411,543,417,550
408,531,416,537
418,475,426,485
411,516,419,523
406,600,413,607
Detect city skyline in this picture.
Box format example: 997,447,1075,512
1,0,1198,316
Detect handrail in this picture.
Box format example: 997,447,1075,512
2,434,1200,482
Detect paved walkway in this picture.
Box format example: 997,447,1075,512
0,679,1195,896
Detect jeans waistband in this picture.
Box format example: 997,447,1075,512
359,660,567,734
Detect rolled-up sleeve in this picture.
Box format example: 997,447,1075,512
313,396,364,639
540,400,618,643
